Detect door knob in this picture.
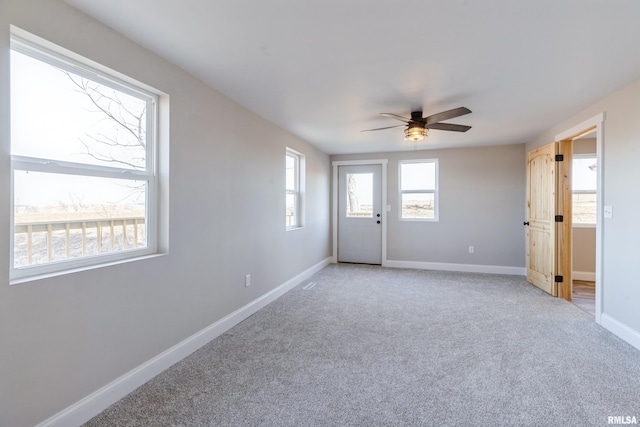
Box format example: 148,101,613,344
376,213,381,217
377,220,381,224
523,221,530,226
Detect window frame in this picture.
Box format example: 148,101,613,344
9,31,160,282
398,159,439,222
285,148,305,230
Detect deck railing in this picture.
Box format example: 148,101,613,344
14,217,145,266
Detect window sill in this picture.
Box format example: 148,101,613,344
10,252,166,285
573,223,596,229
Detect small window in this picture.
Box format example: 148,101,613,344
10,32,160,281
572,156,597,225
399,160,438,221
286,148,304,229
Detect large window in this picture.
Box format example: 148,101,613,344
572,155,597,225
285,148,304,229
399,159,438,221
10,33,159,281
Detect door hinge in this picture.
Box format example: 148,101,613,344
555,154,564,161
555,275,563,283
555,215,563,222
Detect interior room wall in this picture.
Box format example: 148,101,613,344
572,228,596,277
573,137,596,155
0,1,331,425
526,78,640,349
332,144,526,271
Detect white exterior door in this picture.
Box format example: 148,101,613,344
338,164,382,264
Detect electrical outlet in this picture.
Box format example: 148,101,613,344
245,274,251,287
468,246,474,254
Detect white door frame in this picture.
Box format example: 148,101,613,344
332,159,388,266
554,112,604,323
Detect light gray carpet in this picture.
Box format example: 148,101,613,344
85,264,640,426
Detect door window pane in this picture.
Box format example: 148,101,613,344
346,173,373,218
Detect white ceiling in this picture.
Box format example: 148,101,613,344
64,0,640,155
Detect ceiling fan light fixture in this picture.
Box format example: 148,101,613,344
361,107,470,141
404,124,427,141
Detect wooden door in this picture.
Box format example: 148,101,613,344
526,143,558,296
338,164,382,264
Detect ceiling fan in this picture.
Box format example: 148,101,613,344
362,106,472,141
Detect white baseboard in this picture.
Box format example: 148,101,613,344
385,260,525,276
573,271,596,281
38,257,332,427
601,313,640,352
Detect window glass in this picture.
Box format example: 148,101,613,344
400,162,435,191
13,171,147,267
11,50,147,170
401,193,435,220
286,154,296,191
572,157,597,225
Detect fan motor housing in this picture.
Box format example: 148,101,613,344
410,111,423,121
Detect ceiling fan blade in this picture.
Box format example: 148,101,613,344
424,107,471,124
380,113,412,123
361,124,405,132
425,122,471,132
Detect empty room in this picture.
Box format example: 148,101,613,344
2,1,640,426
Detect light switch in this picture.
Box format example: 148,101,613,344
604,205,613,219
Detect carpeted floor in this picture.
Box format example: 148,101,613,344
85,264,640,426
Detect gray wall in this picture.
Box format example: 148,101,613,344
573,227,596,274
573,137,596,155
332,144,526,268
0,1,331,425
526,78,640,342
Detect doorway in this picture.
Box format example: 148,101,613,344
555,113,605,323
337,164,382,264
525,113,604,322
332,160,388,266
570,132,598,316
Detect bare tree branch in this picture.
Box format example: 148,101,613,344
62,71,147,175
76,137,143,170
65,72,145,149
